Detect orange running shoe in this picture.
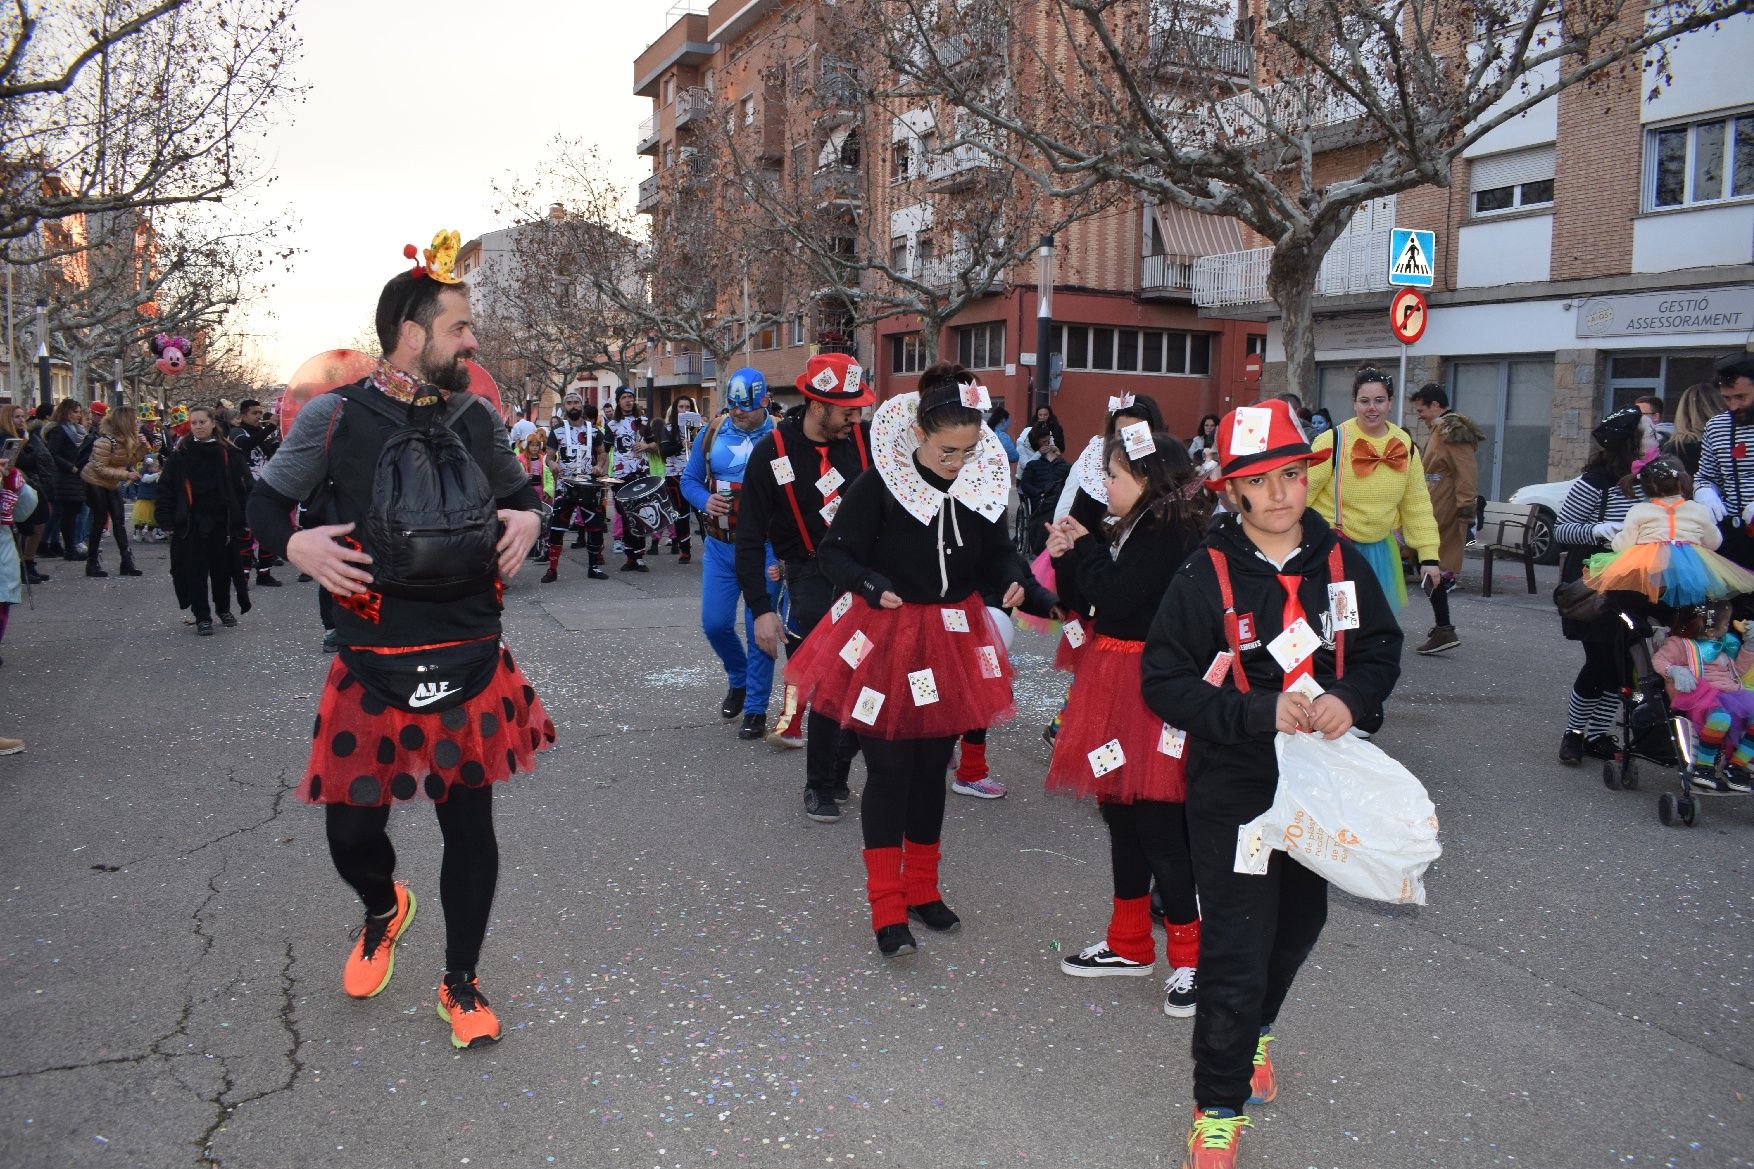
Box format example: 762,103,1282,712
342,883,415,999
437,974,502,1049
1247,1033,1277,1104
1183,1108,1251,1169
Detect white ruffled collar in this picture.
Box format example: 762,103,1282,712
1074,435,1108,505
871,391,1011,525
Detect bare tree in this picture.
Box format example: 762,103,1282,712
857,0,1752,391
498,137,792,375
0,0,300,243
711,39,1120,366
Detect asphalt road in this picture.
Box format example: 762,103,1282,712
0,537,1749,1169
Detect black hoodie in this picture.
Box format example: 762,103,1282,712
1140,510,1402,811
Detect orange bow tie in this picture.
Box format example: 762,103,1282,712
1352,435,1408,477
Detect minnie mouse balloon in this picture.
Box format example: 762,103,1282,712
150,333,192,376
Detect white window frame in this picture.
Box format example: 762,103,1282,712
1645,108,1754,212
1054,324,1213,376
892,333,926,375
956,321,1006,370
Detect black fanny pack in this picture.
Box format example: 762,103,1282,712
338,637,501,714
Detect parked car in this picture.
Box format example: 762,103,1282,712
1506,478,1577,565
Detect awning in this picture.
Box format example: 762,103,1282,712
1152,202,1244,258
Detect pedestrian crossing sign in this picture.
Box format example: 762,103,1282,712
1388,228,1435,288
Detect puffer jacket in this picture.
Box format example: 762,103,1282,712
80,430,146,489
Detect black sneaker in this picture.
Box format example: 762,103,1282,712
721,687,746,718
297,572,313,583
875,924,917,958
804,790,840,822
1722,766,1753,794
1584,734,1619,760
321,629,338,654
540,567,558,584
1163,966,1198,1017
1059,942,1153,977
218,611,238,628
587,564,608,580
1558,731,1585,765
738,713,766,741
255,571,283,587
85,564,108,578
1690,766,1732,796
831,779,851,803
907,900,961,933
197,620,215,636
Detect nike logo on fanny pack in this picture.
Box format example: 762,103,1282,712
407,681,459,708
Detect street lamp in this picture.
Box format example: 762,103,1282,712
34,296,49,409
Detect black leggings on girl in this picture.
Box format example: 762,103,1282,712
858,735,956,847
324,785,499,974
1100,798,1197,921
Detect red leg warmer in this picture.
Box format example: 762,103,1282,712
1106,895,1156,965
1164,918,1201,969
901,837,943,907
863,847,907,930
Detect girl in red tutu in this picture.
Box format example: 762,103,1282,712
786,362,1059,957
1046,425,1206,1016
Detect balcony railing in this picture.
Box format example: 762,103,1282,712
923,141,995,190
812,163,862,206
1141,252,1198,295
1213,80,1369,147
1151,30,1254,79
916,253,1005,295
636,173,661,213
1192,229,1392,308
636,114,658,155
674,86,711,130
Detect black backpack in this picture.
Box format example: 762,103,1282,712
331,383,500,601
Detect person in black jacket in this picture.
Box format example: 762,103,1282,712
738,352,872,823
1046,428,1207,1018
1140,398,1402,1167
42,398,89,561
782,362,1059,958
1016,429,1069,556
157,406,255,634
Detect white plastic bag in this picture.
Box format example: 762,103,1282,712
1233,732,1442,905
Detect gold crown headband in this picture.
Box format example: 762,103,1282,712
401,229,463,284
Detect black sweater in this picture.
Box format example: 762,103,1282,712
1140,511,1402,809
1053,519,1196,642
736,418,872,615
818,457,1057,617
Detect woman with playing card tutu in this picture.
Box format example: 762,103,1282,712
786,361,1059,958
1044,425,1208,1018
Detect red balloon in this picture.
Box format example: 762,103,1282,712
280,351,503,435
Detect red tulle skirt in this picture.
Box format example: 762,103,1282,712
785,592,1016,740
301,644,555,807
1046,636,1186,803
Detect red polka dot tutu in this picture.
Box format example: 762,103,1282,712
301,643,554,806
1046,636,1186,803
784,592,1016,740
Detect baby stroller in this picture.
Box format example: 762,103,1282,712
1600,595,1744,828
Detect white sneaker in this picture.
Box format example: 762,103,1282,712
1059,942,1153,978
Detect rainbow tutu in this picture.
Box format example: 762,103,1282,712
1585,540,1754,607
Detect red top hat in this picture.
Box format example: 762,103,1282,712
795,353,874,407
88,401,108,416
1210,398,1312,486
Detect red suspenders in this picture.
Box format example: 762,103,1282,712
771,424,870,556
1206,542,1348,693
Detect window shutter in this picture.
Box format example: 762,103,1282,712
1470,145,1556,192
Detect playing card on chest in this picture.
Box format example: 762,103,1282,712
839,630,873,668
940,607,970,633
770,456,795,485
815,467,844,496
819,496,842,524
907,668,939,706
1202,650,1236,685
1267,618,1321,673
1158,724,1187,758
1326,581,1359,631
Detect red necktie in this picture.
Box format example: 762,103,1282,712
1276,574,1313,690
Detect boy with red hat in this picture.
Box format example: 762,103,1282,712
736,352,873,822
1140,397,1403,1168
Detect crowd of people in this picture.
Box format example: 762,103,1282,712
9,230,1752,1165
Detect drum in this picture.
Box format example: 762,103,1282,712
614,474,680,537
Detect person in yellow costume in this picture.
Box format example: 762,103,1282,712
1305,367,1442,612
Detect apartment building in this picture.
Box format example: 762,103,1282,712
630,0,1259,444
1198,14,1754,499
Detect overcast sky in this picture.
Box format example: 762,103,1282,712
246,0,661,382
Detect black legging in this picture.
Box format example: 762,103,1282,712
859,735,956,849
83,484,129,564
55,497,81,553
1100,798,1197,923
325,784,498,974
172,522,234,621
1572,637,1626,699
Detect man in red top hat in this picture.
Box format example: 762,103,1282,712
736,352,873,823
1140,397,1404,1169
